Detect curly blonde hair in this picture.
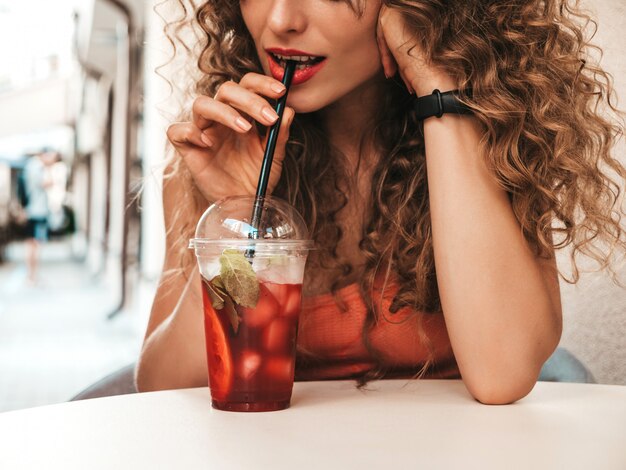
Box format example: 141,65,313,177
156,0,625,382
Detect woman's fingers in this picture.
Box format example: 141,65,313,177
191,73,288,140
377,6,415,94
213,78,286,128
166,122,212,150
167,73,295,201
209,73,287,129
376,6,398,79
173,104,295,158
192,95,254,134
238,72,286,98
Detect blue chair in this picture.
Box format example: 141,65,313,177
538,347,595,383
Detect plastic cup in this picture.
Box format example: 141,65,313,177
189,196,314,412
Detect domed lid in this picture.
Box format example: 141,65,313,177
189,195,314,252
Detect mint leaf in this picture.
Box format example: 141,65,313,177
204,278,225,310
222,295,240,334
205,275,240,334
219,249,260,308
211,276,228,297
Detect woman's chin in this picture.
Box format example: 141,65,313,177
287,95,329,115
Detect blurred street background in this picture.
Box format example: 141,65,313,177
0,0,624,412
0,0,168,411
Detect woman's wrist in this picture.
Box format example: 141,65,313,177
410,69,459,97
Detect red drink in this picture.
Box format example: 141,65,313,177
201,277,302,412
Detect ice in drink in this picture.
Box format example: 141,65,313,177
201,275,302,411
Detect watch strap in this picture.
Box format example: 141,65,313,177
414,89,473,121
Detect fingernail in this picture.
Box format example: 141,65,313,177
271,83,286,93
261,107,279,123
235,117,252,131
200,133,213,147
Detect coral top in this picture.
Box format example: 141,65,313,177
295,276,461,381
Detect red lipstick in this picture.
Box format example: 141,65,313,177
266,47,327,86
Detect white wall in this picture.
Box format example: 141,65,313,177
0,79,73,138
556,0,626,385
138,0,170,282
559,0,626,385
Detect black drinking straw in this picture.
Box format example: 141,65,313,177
246,60,297,258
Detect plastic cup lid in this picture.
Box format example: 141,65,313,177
189,195,315,252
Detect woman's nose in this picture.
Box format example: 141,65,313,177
266,0,307,35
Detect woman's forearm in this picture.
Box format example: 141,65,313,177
135,269,208,392
423,113,562,404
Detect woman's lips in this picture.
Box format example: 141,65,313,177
267,53,327,86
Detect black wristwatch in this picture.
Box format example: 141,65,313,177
413,89,473,121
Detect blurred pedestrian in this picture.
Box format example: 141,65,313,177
23,150,55,284
45,152,67,235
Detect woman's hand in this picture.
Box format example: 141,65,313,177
376,4,457,96
166,73,295,203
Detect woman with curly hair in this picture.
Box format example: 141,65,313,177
136,0,625,404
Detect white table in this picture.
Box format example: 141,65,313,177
0,380,624,469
